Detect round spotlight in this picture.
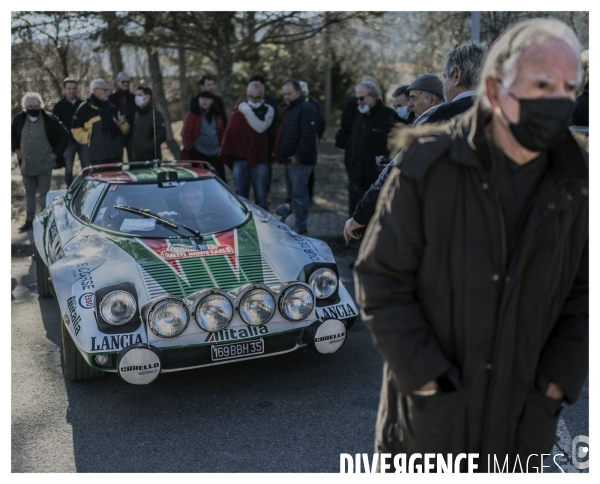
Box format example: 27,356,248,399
238,288,275,326
308,268,338,299
147,298,189,338
195,293,234,332
100,290,137,325
279,284,314,321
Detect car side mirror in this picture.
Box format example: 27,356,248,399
275,203,291,223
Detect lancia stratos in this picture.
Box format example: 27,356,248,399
33,160,358,385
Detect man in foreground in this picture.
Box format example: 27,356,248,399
354,19,588,471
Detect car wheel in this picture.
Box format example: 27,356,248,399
35,245,53,298
61,319,105,381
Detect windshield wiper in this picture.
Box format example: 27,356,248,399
114,205,203,239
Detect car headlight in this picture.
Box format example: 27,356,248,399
239,288,275,326
279,284,314,321
308,268,338,299
195,293,233,332
100,290,137,325
147,298,189,338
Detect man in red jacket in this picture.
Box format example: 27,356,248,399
219,81,275,210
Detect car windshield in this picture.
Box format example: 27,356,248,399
92,178,248,237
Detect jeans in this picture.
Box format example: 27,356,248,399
22,170,53,221
232,160,270,210
286,163,313,231
63,142,89,187
348,181,368,217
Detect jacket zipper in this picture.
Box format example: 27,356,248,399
480,146,578,455
480,142,508,458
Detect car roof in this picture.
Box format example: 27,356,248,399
88,165,215,183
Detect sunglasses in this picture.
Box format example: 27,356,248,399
357,95,371,102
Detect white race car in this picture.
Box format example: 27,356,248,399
34,161,357,385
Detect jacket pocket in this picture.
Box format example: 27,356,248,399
397,389,467,455
514,389,563,458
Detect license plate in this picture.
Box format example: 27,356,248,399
211,339,264,361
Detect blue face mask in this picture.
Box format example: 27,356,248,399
358,104,370,114
396,106,409,119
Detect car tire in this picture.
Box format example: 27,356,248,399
35,245,53,298
61,319,105,381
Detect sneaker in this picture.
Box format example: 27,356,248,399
18,220,33,233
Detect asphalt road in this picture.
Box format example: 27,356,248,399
12,253,382,473
11,253,588,473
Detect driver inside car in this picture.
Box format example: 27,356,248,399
176,182,206,224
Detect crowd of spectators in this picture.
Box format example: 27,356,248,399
11,44,589,235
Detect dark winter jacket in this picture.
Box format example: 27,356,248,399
108,89,137,133
127,103,167,161
190,92,228,126
306,95,326,139
354,105,588,470
52,97,83,142
71,96,129,163
275,95,318,165
346,99,396,189
415,94,475,125
353,96,474,225
263,92,280,161
11,110,70,168
335,97,358,170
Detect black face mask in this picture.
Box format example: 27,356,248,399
498,83,574,152
26,109,41,118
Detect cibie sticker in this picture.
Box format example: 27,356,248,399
79,292,95,309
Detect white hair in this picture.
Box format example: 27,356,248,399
90,78,108,92
299,81,309,96
116,71,130,82
21,92,45,110
477,18,583,110
247,81,265,97
355,81,380,99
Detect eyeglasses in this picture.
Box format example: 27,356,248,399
120,80,130,84
357,95,371,102
95,88,109,92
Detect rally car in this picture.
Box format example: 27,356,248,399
34,160,357,385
